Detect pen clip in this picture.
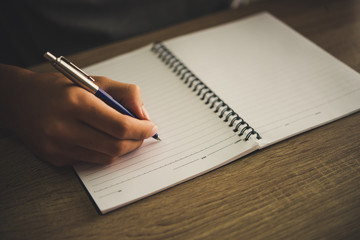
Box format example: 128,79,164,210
59,56,96,82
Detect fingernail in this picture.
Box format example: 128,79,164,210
142,105,151,120
150,126,158,137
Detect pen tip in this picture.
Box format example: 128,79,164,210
155,136,161,141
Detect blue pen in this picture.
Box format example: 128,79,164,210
44,52,160,141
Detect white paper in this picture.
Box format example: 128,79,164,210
165,12,360,147
75,12,360,213
74,46,259,213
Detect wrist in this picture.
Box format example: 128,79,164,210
0,64,35,130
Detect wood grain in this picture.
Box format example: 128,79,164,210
1,0,360,239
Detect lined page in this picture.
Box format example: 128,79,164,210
74,46,259,213
164,12,360,147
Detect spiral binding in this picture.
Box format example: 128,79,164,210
151,42,261,141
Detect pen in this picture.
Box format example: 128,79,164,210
44,52,161,141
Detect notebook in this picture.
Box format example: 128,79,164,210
74,12,360,214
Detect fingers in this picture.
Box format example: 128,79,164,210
74,89,157,140
41,142,142,167
39,76,156,166
8,71,157,167
46,119,145,157
35,127,145,166
94,76,151,120
36,144,112,167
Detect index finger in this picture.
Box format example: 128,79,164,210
93,77,151,120
75,90,157,140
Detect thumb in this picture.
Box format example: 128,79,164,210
94,76,151,120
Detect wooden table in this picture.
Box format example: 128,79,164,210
1,0,360,239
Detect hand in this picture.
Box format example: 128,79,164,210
0,64,157,166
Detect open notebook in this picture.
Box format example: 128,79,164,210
74,12,360,214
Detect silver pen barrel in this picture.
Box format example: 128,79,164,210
44,52,99,94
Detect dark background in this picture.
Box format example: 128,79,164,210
0,0,232,68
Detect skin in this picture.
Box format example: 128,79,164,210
0,64,157,166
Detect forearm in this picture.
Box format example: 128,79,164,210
0,64,35,131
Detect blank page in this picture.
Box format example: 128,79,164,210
74,46,259,213
164,12,360,147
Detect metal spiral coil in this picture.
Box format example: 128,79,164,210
151,42,261,141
